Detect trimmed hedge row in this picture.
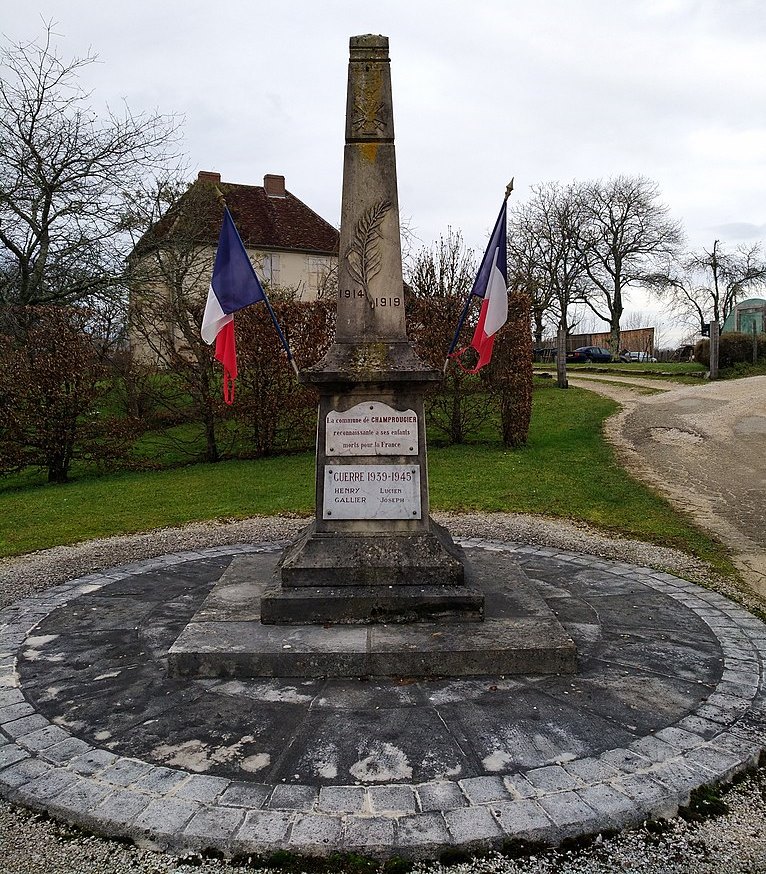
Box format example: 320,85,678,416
694,332,766,367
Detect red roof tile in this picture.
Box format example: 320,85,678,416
139,174,339,257
220,181,339,255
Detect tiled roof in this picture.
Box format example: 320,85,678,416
220,181,339,255
141,173,339,256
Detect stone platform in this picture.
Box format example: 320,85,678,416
0,537,764,860
168,550,576,678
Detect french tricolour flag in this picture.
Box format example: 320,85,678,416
201,207,265,404
466,200,508,371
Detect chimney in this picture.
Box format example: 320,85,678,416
264,174,286,197
197,170,221,183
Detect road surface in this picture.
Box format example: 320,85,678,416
567,372,766,600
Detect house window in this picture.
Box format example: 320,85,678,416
308,256,331,293
255,252,279,288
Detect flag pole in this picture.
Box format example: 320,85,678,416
262,295,301,377
442,179,514,373
215,188,300,378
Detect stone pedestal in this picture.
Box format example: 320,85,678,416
169,550,577,678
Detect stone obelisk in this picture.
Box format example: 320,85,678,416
262,34,482,624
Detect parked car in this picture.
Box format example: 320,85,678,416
570,346,612,363
619,350,657,363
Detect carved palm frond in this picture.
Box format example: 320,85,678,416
345,200,391,299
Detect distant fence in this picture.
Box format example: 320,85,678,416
536,327,655,355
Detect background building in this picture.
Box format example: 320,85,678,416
129,171,339,364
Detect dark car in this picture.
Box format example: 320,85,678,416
570,346,612,363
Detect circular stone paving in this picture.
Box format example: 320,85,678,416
0,539,764,859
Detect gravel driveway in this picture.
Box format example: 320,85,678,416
569,373,766,602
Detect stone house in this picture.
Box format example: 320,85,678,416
129,171,339,363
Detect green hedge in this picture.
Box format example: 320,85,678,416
694,332,766,367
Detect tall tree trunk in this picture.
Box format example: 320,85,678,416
449,378,463,444
47,449,69,484
608,319,621,358
556,326,568,389
202,406,219,463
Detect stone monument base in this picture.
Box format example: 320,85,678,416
267,518,475,623
167,549,578,679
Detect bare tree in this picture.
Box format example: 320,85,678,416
0,25,181,308
651,240,766,334
506,208,554,345
508,182,588,386
406,229,495,443
125,175,226,462
578,175,683,355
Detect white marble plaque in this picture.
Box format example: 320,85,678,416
325,402,418,456
323,464,421,520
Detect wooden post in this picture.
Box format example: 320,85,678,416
709,319,720,380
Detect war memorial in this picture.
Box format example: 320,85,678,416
0,35,764,862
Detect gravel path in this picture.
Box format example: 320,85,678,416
567,373,766,602
1,513,765,872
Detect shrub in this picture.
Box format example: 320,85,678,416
0,306,138,483
490,291,533,447
234,299,335,455
694,332,766,367
407,294,495,445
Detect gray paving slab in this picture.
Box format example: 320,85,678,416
233,809,293,851
395,810,451,852
0,540,763,861
491,798,554,841
183,805,247,850
172,774,230,803
288,812,343,851
444,804,503,844
367,783,418,813
132,797,203,847
416,780,468,811
268,783,318,811
92,789,152,826
342,815,396,852
12,765,80,806
318,785,366,814
459,774,510,803
218,780,270,808
49,775,112,816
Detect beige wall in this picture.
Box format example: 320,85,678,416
128,245,337,365
250,249,336,300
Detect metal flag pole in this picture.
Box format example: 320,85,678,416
442,179,514,373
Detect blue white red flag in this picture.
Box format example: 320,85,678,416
465,200,508,371
201,207,266,403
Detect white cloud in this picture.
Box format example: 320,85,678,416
2,0,764,253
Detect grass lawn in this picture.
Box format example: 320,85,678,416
0,380,733,574
535,361,707,381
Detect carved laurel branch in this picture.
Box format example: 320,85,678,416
344,199,392,303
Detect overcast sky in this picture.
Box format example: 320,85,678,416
4,0,765,330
